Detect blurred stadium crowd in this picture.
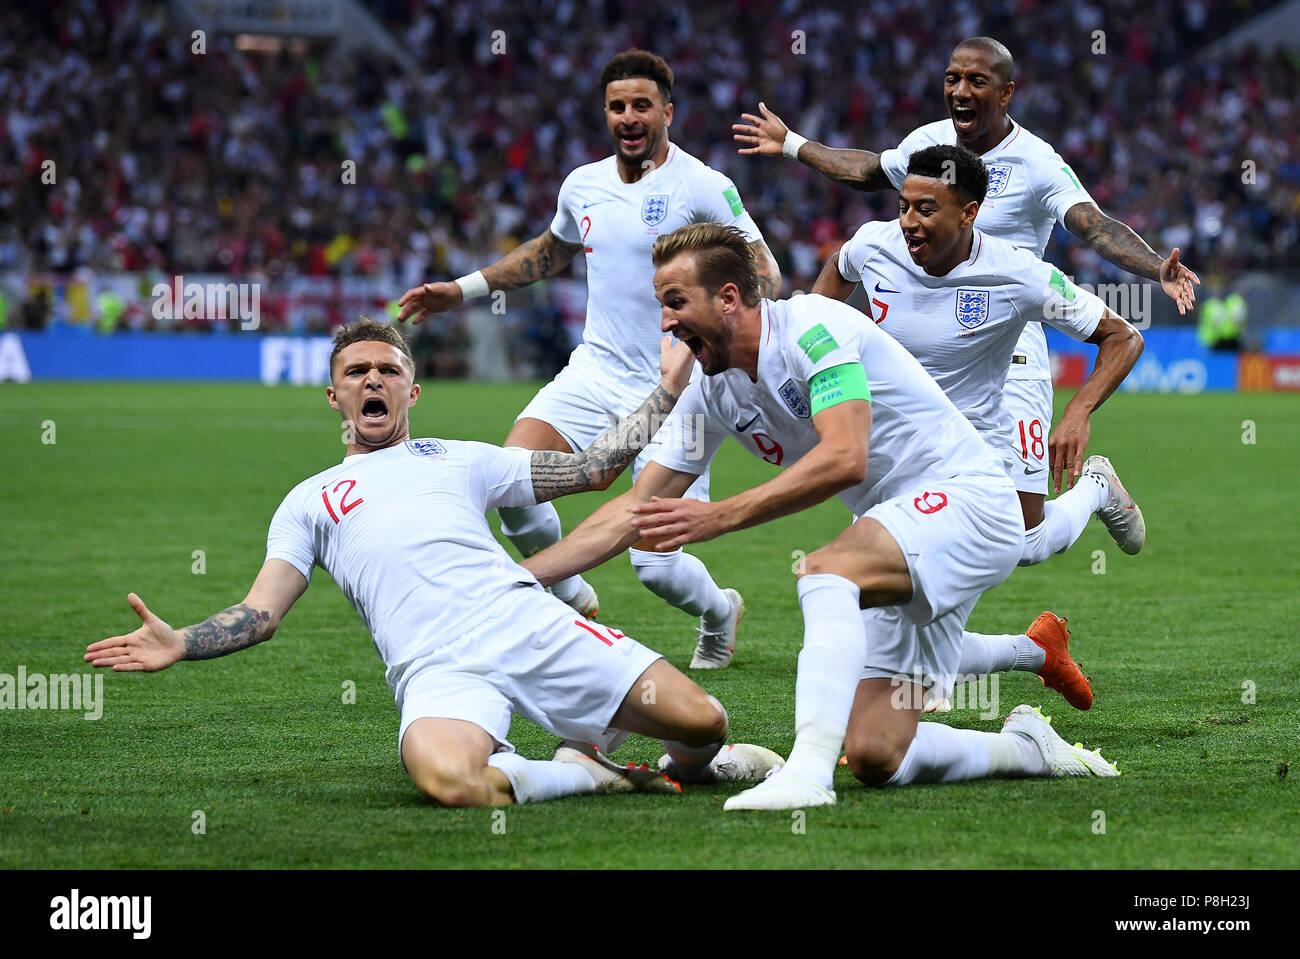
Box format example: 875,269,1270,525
1,0,1295,364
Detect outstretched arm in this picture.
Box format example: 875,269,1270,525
631,398,870,550
1064,202,1200,315
396,228,584,323
85,559,309,672
528,336,695,503
524,462,701,586
733,102,893,192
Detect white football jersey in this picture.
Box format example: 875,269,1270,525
550,143,763,391
647,294,1001,517
878,118,1095,380
265,439,542,681
838,221,1104,458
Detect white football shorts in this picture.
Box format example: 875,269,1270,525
516,345,711,499
857,471,1024,701
392,588,661,758
1002,377,1055,495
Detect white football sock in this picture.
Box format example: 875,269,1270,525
885,722,1040,785
781,574,867,791
629,547,730,626
662,695,728,767
487,752,596,804
499,503,588,604
958,631,1045,674
1018,475,1108,566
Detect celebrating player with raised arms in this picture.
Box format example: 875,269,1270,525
524,224,1119,811
735,35,1195,552
86,319,784,808
814,144,1146,709
398,49,782,670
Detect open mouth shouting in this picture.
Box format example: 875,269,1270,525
904,232,929,259
360,396,389,426
951,102,978,134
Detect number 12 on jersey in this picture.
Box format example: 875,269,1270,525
322,479,364,523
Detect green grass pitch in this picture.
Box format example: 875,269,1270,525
1,380,1295,868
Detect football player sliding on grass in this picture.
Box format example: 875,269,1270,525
86,319,782,808
524,223,1119,812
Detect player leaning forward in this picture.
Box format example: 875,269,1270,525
399,49,782,669
85,319,781,807
524,224,1118,811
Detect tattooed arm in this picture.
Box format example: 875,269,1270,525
529,336,696,502
1064,201,1200,315
750,239,783,300
733,102,894,192
396,229,584,323
85,560,309,672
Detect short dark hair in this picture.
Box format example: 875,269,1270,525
906,144,989,206
330,316,414,378
599,49,673,104
652,222,760,307
953,36,1015,85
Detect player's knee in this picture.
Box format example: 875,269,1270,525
410,764,488,807
672,689,728,746
844,736,908,787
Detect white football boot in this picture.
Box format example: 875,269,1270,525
723,767,836,811
657,743,786,784
690,588,744,669
1001,705,1119,778
1082,455,1146,555
553,741,682,794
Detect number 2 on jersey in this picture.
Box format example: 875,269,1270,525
580,215,593,253
1018,419,1045,461
322,479,364,523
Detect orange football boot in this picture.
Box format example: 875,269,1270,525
1026,611,1092,710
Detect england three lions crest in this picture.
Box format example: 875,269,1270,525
955,289,990,331
778,378,810,418
406,439,448,457
985,164,1012,198
641,194,669,226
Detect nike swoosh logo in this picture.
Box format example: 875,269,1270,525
1024,466,1044,475
736,414,759,432
581,201,605,209
874,282,901,294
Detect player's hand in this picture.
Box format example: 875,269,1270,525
85,593,185,672
660,335,695,395
1048,411,1091,495
733,102,790,157
629,497,727,550
395,281,463,323
1159,248,1201,315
